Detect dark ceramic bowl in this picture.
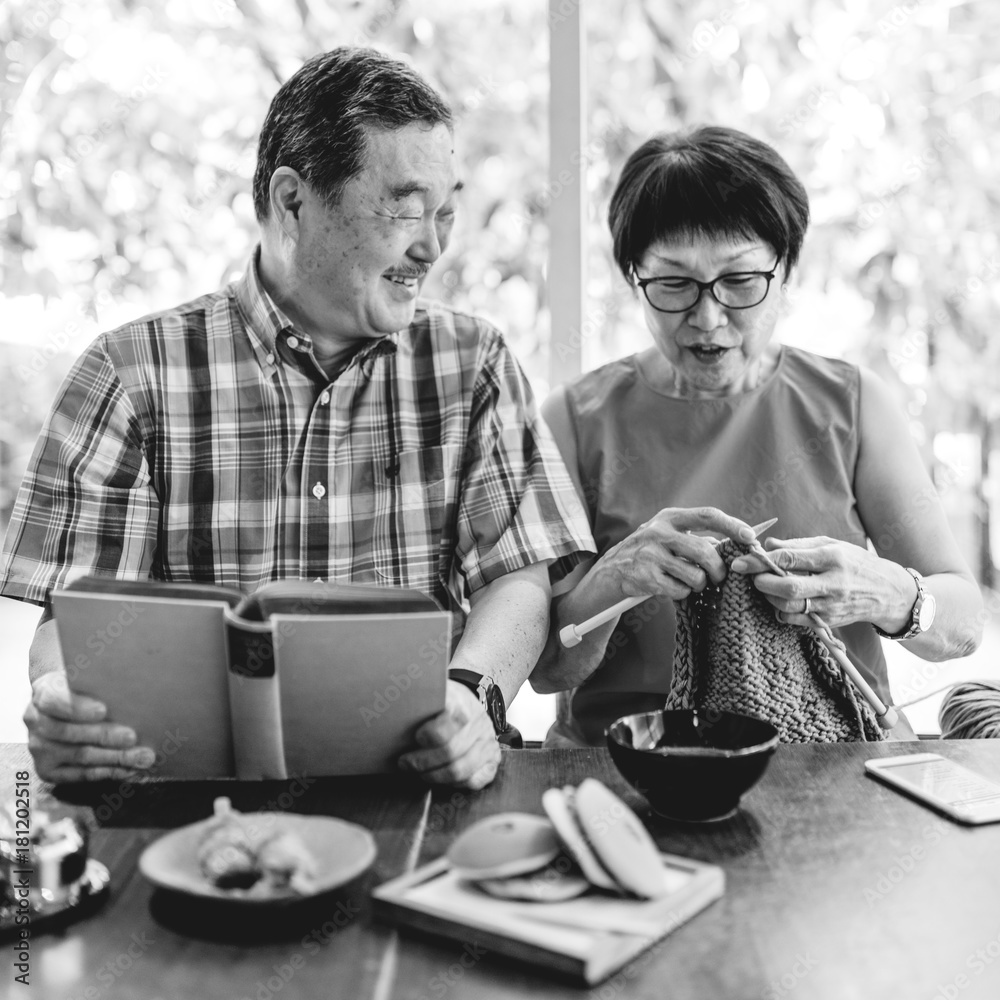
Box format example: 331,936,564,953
607,709,779,822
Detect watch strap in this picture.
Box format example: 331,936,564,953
447,668,487,696
448,668,507,735
873,567,927,641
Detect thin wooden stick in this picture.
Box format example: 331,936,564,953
747,543,898,730
559,594,646,648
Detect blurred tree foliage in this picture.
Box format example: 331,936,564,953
581,0,1000,585
1,0,998,582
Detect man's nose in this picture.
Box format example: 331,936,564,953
409,216,442,264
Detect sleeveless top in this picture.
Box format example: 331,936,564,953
547,346,895,747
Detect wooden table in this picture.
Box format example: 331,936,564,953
4,739,1000,1000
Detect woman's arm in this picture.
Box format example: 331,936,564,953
737,367,983,661
853,367,982,659
531,386,755,693
530,386,615,693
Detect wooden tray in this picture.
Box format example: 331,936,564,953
372,852,724,986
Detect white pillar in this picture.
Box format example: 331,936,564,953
547,0,587,386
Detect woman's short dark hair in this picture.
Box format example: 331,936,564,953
253,47,453,222
608,126,810,281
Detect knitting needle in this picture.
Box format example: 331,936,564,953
559,518,779,648
745,541,899,731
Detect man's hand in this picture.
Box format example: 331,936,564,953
25,672,156,782
398,680,501,790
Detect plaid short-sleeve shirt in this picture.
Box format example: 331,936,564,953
0,251,595,617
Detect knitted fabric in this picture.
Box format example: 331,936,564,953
665,540,886,743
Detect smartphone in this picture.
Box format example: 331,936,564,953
865,753,1000,825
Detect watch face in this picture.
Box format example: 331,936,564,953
486,687,506,732
918,593,937,631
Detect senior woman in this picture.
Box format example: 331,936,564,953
533,125,983,746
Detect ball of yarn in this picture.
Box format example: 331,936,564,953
939,681,1000,739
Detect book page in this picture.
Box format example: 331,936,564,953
62,575,244,606
238,580,440,619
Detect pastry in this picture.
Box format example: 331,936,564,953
198,799,259,888
446,812,561,881
197,798,316,895
256,830,317,894
441,782,669,903
541,786,618,892
571,779,669,898
476,860,590,902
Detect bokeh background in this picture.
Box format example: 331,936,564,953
1,0,998,739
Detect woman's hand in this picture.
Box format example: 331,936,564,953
533,507,757,694
598,507,757,602
730,535,917,632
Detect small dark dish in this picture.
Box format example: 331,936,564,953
607,709,779,822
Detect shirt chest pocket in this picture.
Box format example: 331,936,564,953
372,445,459,594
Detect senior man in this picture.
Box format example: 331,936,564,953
0,47,594,789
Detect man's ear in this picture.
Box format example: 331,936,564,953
269,167,306,238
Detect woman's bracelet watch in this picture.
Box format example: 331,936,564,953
873,567,936,640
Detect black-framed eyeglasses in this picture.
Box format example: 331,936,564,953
633,265,779,313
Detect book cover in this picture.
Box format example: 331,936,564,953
52,577,451,779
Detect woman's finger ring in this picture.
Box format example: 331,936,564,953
802,597,811,615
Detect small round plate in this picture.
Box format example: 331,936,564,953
139,813,376,905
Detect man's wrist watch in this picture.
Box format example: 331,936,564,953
874,567,937,640
448,668,507,734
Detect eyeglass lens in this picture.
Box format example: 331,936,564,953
645,274,770,312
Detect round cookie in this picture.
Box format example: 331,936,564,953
476,860,590,902
541,786,618,892
572,779,668,899
447,812,561,881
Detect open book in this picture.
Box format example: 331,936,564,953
52,577,451,779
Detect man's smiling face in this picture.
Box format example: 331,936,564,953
293,121,461,341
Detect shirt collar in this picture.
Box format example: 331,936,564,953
230,245,295,359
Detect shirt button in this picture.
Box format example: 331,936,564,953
312,481,327,500
286,335,299,350
265,352,276,365
319,391,330,406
